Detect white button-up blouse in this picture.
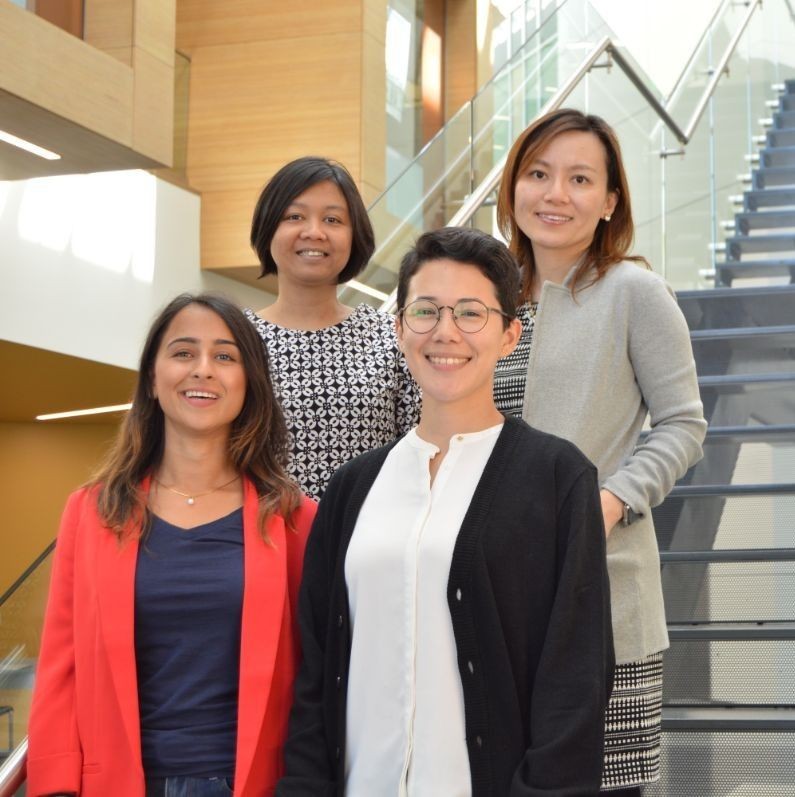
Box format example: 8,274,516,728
344,423,503,797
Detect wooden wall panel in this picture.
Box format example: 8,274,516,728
186,34,362,193
0,0,176,178
177,0,361,51
445,0,477,121
83,0,133,55
0,1,133,143
133,48,175,163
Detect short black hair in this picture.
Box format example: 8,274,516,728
250,156,375,284
397,227,521,326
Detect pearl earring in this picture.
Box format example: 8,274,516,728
604,214,612,222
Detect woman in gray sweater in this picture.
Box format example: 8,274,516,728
494,109,707,795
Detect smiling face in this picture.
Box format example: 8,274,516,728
397,258,520,418
151,304,247,440
513,130,618,270
269,180,354,288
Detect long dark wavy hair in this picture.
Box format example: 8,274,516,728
90,292,301,541
497,108,648,301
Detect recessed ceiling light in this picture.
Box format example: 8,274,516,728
37,403,132,421
0,129,61,161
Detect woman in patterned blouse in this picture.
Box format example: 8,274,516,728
246,157,420,499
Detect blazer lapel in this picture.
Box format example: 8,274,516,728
95,498,142,769
235,480,288,791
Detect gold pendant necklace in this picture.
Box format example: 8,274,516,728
155,474,240,506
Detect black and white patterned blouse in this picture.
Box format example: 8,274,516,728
245,304,421,500
493,302,537,417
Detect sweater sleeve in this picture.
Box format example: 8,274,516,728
27,491,86,796
602,274,706,513
511,465,614,796
277,481,340,797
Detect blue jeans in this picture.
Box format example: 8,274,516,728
145,776,234,796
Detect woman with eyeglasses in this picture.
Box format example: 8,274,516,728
246,157,420,500
277,227,614,797
494,109,707,795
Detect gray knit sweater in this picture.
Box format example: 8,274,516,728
519,261,706,662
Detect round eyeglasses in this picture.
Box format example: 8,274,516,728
399,299,512,334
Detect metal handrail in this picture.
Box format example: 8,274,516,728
0,541,54,608
0,738,26,797
379,0,765,312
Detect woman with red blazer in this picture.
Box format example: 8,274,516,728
28,293,317,797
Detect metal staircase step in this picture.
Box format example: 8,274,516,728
753,166,795,189
701,424,795,442
677,284,795,329
697,372,795,395
669,483,795,498
778,94,795,112
716,257,795,284
690,324,795,342
660,548,795,562
725,233,795,257
733,209,795,233
662,705,795,731
742,186,795,211
668,622,795,641
762,146,795,168
774,110,795,129
768,128,795,148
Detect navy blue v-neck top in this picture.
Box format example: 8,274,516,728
134,508,244,777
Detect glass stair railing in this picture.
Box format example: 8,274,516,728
339,0,795,309
0,544,53,794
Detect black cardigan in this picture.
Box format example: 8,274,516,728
277,417,614,796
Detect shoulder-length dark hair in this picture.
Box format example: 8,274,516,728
497,108,648,300
90,292,301,541
250,156,375,284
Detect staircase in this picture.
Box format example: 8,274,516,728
648,81,795,796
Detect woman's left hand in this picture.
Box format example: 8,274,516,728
599,489,624,539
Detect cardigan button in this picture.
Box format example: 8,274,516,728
467,660,474,675
337,614,344,628
476,735,483,748
336,675,342,688
455,588,462,601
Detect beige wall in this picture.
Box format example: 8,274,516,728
0,421,119,596
176,0,387,276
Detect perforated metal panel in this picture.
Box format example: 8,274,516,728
655,494,795,551
664,640,795,705
646,731,795,796
662,560,795,623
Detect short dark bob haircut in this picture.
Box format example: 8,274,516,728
250,156,375,284
396,227,521,329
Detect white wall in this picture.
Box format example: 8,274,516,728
589,0,724,97
0,172,273,370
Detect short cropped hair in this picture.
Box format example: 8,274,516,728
397,227,521,327
250,156,375,284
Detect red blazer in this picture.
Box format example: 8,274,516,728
27,479,316,797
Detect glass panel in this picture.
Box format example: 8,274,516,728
344,0,795,307
0,548,53,765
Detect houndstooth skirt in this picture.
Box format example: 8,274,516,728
600,652,664,790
